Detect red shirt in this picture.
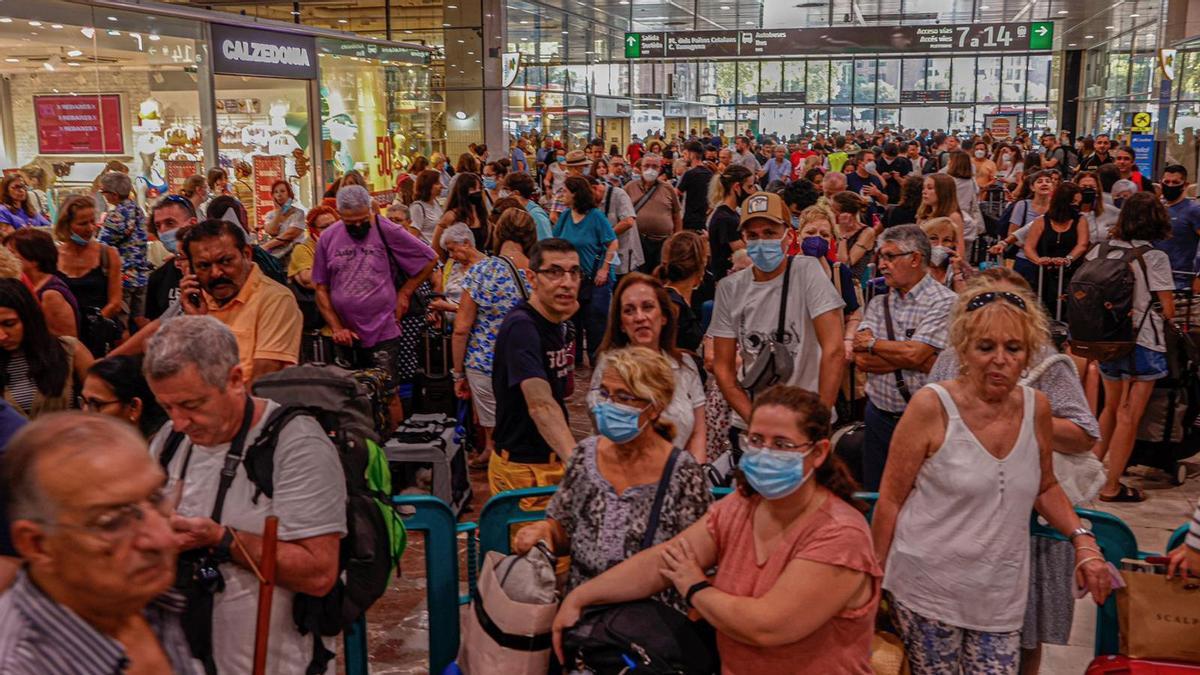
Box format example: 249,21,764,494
627,143,644,163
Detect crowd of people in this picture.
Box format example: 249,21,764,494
0,122,1198,674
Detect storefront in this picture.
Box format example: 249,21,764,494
0,0,434,224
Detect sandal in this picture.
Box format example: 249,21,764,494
1099,484,1145,503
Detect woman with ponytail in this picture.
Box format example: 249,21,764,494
655,230,707,351
553,385,881,674
512,345,711,613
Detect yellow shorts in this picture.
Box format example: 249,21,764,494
487,450,564,512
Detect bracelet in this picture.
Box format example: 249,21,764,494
1073,556,1105,574
1074,545,1103,557
685,580,712,608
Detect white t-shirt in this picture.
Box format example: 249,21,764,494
151,399,348,675
1083,240,1173,352
707,256,845,427
602,185,643,274
409,200,444,246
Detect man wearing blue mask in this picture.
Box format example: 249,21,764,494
709,191,846,451
851,225,956,491
145,195,197,321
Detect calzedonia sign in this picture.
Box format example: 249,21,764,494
212,24,318,79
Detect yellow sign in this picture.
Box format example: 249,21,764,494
1132,112,1152,132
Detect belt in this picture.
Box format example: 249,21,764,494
869,402,905,420
497,449,559,465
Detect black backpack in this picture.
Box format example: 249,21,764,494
1066,242,1156,362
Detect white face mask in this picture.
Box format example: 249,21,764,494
864,161,876,173
641,167,659,182
974,150,987,159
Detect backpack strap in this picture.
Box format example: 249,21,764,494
1125,244,1160,347
640,446,683,551
242,405,320,503
210,397,258,521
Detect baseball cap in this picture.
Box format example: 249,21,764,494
739,192,789,230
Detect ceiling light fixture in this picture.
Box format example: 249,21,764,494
1084,34,1094,38
80,26,94,38
1057,9,1067,13
28,21,42,27
148,34,160,41
3,58,17,63
338,19,348,23
67,49,83,56
51,24,63,29
68,61,80,66
106,16,117,21
0,18,12,23
1106,25,1115,29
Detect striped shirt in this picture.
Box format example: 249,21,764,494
0,572,200,674
6,352,37,416
1189,498,1200,551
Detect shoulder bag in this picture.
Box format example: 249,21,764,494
738,256,796,396
882,292,914,403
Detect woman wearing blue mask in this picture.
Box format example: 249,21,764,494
53,195,122,356
260,179,306,260
796,207,861,361
552,385,881,674
513,345,711,613
482,160,509,205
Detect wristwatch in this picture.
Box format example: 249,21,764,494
212,526,235,563
1068,527,1094,542
866,336,878,354
685,580,712,608
451,370,465,383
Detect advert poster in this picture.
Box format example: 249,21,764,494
984,113,1021,140
165,160,202,195
35,94,124,155
253,155,286,227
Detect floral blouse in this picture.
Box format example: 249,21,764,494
98,199,149,289
545,436,712,613
463,256,531,374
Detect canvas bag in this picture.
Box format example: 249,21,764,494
458,545,559,674
1117,565,1200,662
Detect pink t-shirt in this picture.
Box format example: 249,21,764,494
706,490,882,675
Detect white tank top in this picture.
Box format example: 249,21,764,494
882,383,1042,632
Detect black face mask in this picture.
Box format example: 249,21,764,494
1080,188,1098,204
1162,184,1185,202
345,218,372,240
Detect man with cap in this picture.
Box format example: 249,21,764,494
708,190,846,450
548,150,591,223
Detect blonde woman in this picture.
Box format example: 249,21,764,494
513,346,712,610
917,173,966,254
918,216,970,291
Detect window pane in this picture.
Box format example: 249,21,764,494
853,107,876,131
737,62,759,104
1002,55,1027,101
1106,54,1130,97
950,107,973,131
878,59,900,103
672,62,695,99
1130,53,1154,96
784,61,806,93
714,63,736,105
1027,55,1052,101
854,59,876,103
951,57,975,102
927,58,950,90
902,106,948,129
831,105,853,132
806,107,829,132
902,59,926,91
878,108,899,129
976,57,1001,102
831,60,852,103
807,60,830,104
761,61,783,93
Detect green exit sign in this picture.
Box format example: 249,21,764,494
625,33,641,58
1029,22,1053,50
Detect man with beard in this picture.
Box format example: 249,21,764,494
108,218,303,383
313,186,436,421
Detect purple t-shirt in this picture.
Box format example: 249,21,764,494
312,215,436,348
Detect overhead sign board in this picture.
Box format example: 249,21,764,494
1129,112,1153,133
212,24,318,79
625,22,1053,59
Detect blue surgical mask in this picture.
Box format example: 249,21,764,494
483,177,497,190
591,401,647,443
739,446,812,499
801,235,830,259
159,228,179,254
69,232,91,247
745,238,786,272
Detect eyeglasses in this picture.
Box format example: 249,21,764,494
966,291,1027,313
81,396,122,411
534,265,583,281
877,250,916,263
588,387,648,409
738,432,817,453
39,484,179,545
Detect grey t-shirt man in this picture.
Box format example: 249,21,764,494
150,399,347,674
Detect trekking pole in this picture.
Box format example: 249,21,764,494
252,516,280,675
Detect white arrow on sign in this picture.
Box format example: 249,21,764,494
1035,25,1049,36
626,35,637,46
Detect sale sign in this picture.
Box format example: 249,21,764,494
165,160,202,195
253,155,286,228
35,94,124,155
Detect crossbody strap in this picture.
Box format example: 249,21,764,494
641,446,683,551
632,182,660,214
882,293,913,403
497,255,529,301
774,256,794,342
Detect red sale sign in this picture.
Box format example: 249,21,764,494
35,94,124,155
253,155,286,228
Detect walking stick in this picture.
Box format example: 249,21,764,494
252,516,280,675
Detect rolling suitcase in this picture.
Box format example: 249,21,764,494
1087,656,1200,674
415,328,457,417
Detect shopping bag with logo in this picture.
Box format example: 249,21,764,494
1117,558,1200,662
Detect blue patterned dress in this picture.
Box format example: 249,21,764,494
463,256,531,376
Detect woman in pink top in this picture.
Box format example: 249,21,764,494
553,386,882,674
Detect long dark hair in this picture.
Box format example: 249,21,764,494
597,273,679,359
734,385,867,514
0,176,34,216
1045,182,1082,223
446,172,488,227
414,169,441,203
564,175,596,215
0,279,69,398
88,355,167,437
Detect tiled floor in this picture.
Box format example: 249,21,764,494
360,364,1200,674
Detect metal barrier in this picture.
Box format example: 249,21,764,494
394,494,464,675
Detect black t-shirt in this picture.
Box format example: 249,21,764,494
707,204,742,282
677,166,714,230
491,302,571,463
667,287,703,352
875,156,912,204
145,259,183,321
884,203,919,228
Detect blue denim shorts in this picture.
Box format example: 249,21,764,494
1099,345,1169,382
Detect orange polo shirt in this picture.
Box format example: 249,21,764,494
206,266,302,382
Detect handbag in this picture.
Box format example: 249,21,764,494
738,256,795,396
562,448,720,674
1020,354,1106,504
457,545,559,675
1117,559,1200,662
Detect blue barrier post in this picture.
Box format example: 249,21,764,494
394,494,461,674
344,616,368,675
1168,523,1190,552
477,486,558,559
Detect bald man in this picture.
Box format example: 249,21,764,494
0,412,197,673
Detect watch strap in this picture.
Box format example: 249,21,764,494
212,526,234,563
685,580,712,608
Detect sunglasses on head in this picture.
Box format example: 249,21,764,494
966,291,1027,313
